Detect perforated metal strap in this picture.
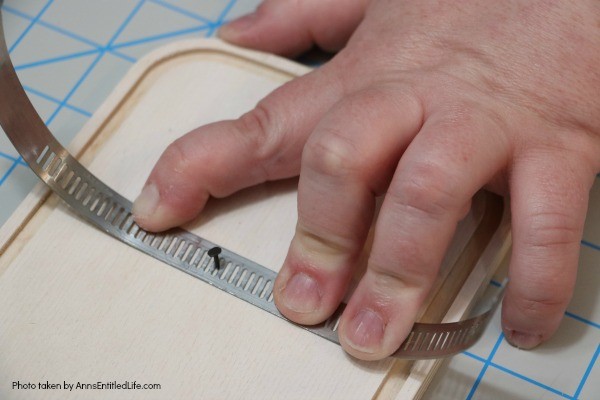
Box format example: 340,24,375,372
0,7,499,359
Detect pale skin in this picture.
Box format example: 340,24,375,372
132,0,600,360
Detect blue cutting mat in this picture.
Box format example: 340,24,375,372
0,1,598,399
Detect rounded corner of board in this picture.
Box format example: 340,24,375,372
130,37,311,78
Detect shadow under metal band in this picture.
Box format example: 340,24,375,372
0,5,500,359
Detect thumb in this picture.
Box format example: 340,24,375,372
218,0,369,57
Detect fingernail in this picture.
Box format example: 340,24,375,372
505,330,543,350
218,12,259,38
280,272,321,313
346,309,385,353
133,184,160,220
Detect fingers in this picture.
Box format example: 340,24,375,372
274,86,424,325
133,67,345,232
218,0,369,57
502,149,595,349
337,112,510,360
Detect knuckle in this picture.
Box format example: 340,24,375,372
368,244,438,292
304,128,363,178
522,209,582,250
369,262,431,292
237,101,273,140
296,225,356,257
235,101,284,168
390,162,460,219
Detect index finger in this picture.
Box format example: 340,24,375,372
133,65,345,232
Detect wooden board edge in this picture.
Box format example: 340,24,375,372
372,196,509,400
398,200,512,400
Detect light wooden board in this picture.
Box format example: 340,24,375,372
0,39,510,400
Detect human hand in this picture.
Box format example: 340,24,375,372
133,0,600,360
